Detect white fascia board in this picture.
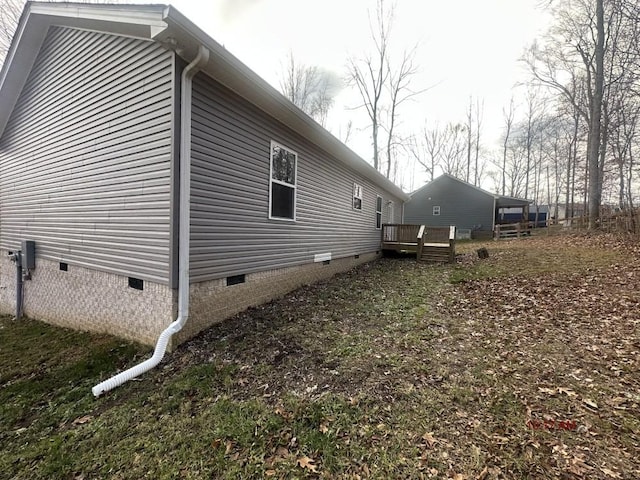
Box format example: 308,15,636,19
28,2,168,30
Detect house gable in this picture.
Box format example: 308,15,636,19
0,3,169,136
404,175,495,231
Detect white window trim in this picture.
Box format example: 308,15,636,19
268,140,297,222
433,205,441,216
375,195,383,229
353,182,363,211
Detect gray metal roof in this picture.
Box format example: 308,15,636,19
0,2,409,202
411,174,531,207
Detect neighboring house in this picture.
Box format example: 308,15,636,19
403,174,530,239
0,3,408,346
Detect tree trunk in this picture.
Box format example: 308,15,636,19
372,121,379,171
588,0,605,230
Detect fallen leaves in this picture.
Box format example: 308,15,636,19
135,235,640,477
436,235,640,477
297,455,318,473
72,415,93,426
422,431,437,448
600,466,623,478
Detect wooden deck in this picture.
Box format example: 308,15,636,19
382,224,456,263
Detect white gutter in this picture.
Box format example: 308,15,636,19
92,45,210,397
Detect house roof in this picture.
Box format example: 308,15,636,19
0,2,409,201
410,174,531,207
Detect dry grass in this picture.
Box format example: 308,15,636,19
1,232,638,479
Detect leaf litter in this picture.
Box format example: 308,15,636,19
156,232,637,478
2,232,639,479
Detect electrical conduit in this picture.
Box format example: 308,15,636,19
92,45,210,397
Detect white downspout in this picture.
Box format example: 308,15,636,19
92,45,210,397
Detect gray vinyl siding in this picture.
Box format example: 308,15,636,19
190,73,401,282
404,176,494,231
0,27,174,284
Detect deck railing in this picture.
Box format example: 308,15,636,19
382,224,456,263
382,224,422,244
422,226,453,243
416,225,426,259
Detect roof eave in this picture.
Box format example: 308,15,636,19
159,7,408,201
0,2,408,201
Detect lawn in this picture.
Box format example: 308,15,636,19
1,233,638,479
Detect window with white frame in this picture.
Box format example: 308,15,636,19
433,205,441,216
269,141,297,220
375,195,383,229
353,183,363,210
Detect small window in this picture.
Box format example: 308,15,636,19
353,183,363,210
269,141,297,220
433,205,441,216
59,262,68,271
375,195,383,229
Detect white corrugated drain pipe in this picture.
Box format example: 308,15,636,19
92,45,210,397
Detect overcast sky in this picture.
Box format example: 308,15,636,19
147,0,551,189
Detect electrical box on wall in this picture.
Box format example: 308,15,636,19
21,240,35,270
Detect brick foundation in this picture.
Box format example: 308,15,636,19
0,251,174,346
0,250,379,347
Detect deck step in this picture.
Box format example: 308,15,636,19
419,246,453,263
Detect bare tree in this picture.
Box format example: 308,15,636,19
338,120,353,145
439,123,467,179
279,51,339,128
503,133,529,198
346,0,422,178
521,87,546,199
587,0,605,229
610,94,640,208
346,0,390,172
501,98,516,196
465,96,473,184
474,97,484,186
0,0,22,63
523,0,638,229
406,122,443,181
1,0,122,66
461,95,484,185
383,46,421,178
